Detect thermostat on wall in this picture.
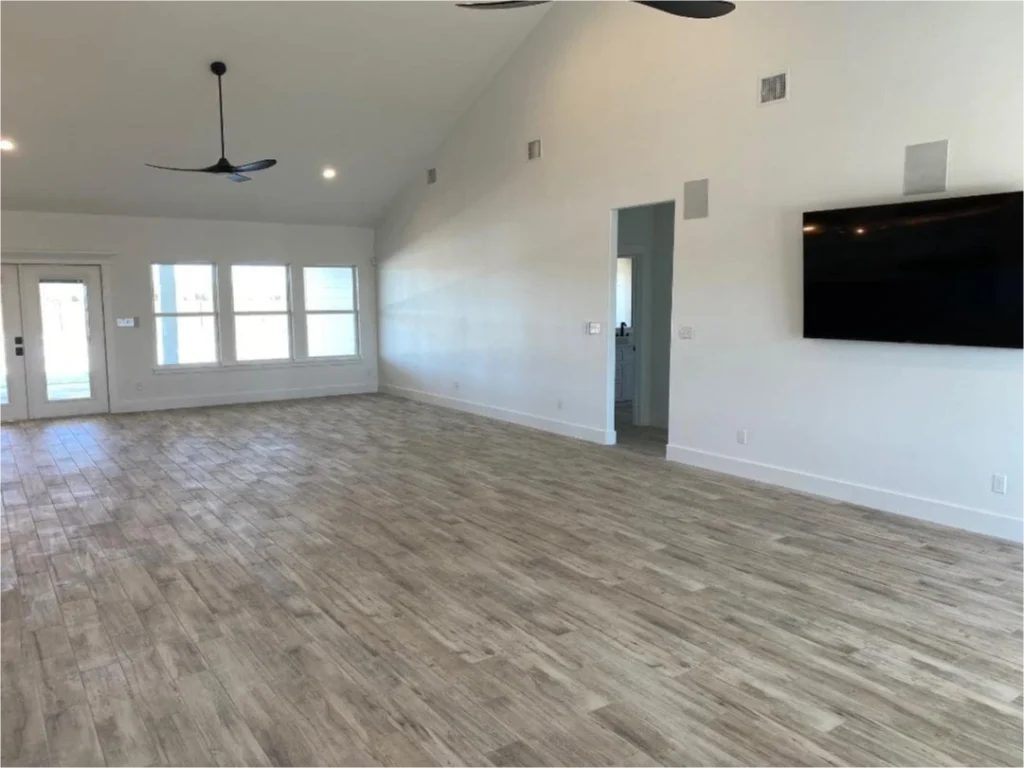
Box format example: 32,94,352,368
116,317,138,328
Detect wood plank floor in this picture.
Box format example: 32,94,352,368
2,394,1021,766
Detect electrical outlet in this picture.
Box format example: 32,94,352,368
453,381,460,392
736,429,748,445
991,474,1007,495
556,398,564,410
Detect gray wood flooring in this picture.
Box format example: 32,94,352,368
2,394,1021,766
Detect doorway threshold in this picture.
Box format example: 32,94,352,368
614,417,668,458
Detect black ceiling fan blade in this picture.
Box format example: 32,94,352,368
145,163,220,173
456,1,550,8
634,1,735,18
230,159,277,173
226,173,252,183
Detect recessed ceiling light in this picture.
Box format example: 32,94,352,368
322,166,336,180
0,138,15,152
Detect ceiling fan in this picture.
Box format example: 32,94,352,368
146,62,277,183
456,1,735,18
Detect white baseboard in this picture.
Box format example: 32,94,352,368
667,444,1022,542
113,383,377,414
381,384,613,445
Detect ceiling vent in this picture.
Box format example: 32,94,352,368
759,72,788,105
427,168,437,185
527,139,542,161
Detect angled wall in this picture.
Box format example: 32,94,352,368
376,1,1023,540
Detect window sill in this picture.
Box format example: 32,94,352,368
152,356,365,375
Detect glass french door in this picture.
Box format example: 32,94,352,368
1,264,28,421
1,264,109,420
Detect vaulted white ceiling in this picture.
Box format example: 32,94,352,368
0,2,548,227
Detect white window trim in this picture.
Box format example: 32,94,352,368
230,264,294,363
148,262,365,372
300,265,361,361
151,357,364,375
150,262,221,368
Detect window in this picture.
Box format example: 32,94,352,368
231,265,290,361
152,264,218,366
303,267,358,357
616,257,633,329
151,264,359,368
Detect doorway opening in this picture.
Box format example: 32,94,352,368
610,200,675,457
1,263,110,421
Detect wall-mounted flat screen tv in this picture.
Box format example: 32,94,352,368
803,191,1023,349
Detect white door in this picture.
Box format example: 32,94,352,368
16,264,109,419
1,264,29,421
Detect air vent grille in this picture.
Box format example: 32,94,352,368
759,72,788,105
427,168,437,185
527,139,542,161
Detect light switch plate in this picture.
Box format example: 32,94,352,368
116,317,138,328
992,473,1007,495
677,325,693,340
586,322,602,335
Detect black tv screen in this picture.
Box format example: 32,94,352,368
803,192,1023,349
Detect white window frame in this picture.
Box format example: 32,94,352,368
230,263,293,363
300,265,360,360
150,262,220,369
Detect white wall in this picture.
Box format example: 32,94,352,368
2,211,378,412
376,1,1023,541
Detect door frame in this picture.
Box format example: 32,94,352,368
1,251,117,420
607,200,676,446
